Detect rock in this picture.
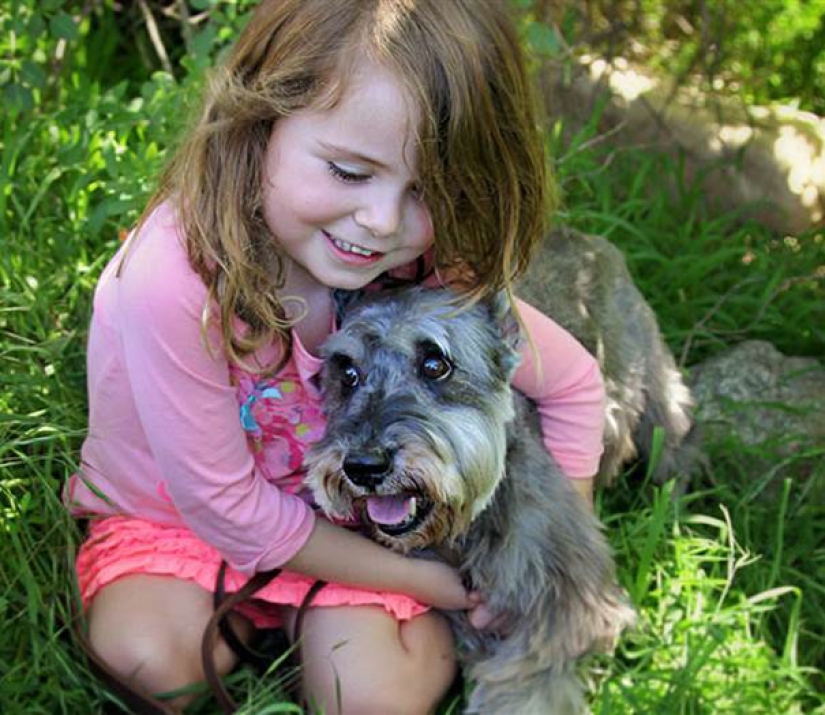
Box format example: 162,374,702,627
540,57,825,235
689,340,825,492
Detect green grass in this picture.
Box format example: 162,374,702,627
2,5,824,714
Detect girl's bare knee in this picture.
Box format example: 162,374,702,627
298,608,457,715
89,625,195,697
86,575,251,701
395,613,458,711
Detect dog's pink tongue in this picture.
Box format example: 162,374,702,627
366,496,413,525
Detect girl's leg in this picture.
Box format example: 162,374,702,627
87,574,254,710
282,606,458,715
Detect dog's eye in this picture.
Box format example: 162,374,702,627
341,364,360,389
330,353,360,390
420,354,452,381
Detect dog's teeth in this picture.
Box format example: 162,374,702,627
409,497,417,517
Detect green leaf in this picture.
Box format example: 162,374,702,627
190,24,218,60
525,21,560,57
49,12,78,41
27,12,46,38
20,60,47,90
4,83,34,113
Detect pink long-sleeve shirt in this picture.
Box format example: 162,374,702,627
65,202,604,575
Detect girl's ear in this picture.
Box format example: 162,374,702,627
486,291,523,381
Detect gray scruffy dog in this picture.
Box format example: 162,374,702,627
518,226,697,486
304,286,636,715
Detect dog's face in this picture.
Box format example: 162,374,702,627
304,288,521,552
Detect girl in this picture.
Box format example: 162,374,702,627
66,1,605,712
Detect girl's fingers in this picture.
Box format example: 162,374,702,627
468,603,496,630
468,603,515,635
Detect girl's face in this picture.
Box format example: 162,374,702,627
261,59,434,294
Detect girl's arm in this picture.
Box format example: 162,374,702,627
510,298,605,504
118,216,313,574
285,518,473,610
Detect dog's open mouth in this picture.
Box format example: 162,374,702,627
362,493,433,536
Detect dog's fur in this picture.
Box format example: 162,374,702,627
518,226,697,486
305,287,636,714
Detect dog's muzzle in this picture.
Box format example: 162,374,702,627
342,448,434,537
342,449,392,488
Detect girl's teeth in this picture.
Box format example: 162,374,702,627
332,238,376,257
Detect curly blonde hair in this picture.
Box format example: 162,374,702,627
141,0,554,369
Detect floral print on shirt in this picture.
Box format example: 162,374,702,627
231,367,326,491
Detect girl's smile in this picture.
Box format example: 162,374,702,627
261,58,434,295
323,230,385,266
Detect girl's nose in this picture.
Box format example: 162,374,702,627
354,189,403,238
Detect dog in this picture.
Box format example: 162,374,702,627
518,226,697,486
304,286,637,714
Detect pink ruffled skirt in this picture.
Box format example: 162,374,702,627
75,516,429,629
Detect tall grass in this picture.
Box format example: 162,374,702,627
2,4,823,713
551,118,825,713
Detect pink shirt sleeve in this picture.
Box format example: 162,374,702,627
511,298,605,479
115,220,315,574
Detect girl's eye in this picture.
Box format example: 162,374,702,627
420,354,452,381
328,162,370,184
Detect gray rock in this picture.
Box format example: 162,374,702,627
539,57,825,235
690,340,825,448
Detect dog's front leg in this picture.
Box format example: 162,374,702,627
449,408,635,714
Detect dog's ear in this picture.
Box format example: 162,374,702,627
485,291,523,380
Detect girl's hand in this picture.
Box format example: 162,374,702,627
404,561,512,636
570,476,595,510
467,601,513,634
405,558,475,611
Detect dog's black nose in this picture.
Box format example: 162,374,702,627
343,450,392,488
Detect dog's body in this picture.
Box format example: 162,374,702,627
443,394,635,713
518,227,697,486
305,287,636,714
302,229,701,712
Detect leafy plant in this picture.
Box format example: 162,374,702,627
527,0,825,114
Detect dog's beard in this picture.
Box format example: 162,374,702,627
304,440,460,552
304,409,510,553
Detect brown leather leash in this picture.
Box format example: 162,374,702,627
202,562,327,714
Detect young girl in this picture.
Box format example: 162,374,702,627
66,1,605,712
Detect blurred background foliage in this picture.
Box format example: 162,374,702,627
6,0,825,119
524,0,825,115
1,1,823,713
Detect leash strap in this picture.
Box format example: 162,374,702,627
212,561,278,670
202,566,283,713
203,562,327,714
